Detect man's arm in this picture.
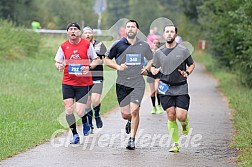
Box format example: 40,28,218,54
103,57,127,71
103,39,128,71
54,47,65,72
89,57,101,69
87,43,101,69
178,62,195,78
141,59,153,75
150,51,161,75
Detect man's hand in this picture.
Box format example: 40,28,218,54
151,67,161,75
81,66,90,75
55,62,64,72
178,69,189,78
117,63,128,71
140,68,148,75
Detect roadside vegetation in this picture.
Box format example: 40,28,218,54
0,20,117,160
194,51,252,167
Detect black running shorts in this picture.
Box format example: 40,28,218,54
62,84,92,104
160,94,190,111
147,71,160,83
116,83,145,107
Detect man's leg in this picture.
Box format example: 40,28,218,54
129,102,140,139
76,86,90,136
126,86,144,150
116,83,132,134
149,82,156,114
176,94,190,135
120,104,132,134
177,108,189,135
155,79,162,114
85,95,93,132
92,92,103,128
64,98,80,144
166,106,180,152
124,103,139,150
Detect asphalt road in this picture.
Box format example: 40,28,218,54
0,63,237,167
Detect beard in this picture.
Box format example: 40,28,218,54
166,37,175,44
126,31,137,39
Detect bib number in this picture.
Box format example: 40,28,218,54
158,81,169,95
68,64,82,75
126,54,141,65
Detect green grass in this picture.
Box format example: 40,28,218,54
194,51,252,167
0,36,118,160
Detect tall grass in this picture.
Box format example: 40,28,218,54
194,51,252,167
0,20,40,60
0,25,117,160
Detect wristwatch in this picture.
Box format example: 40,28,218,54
186,71,190,76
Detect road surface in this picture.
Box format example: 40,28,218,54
0,63,237,167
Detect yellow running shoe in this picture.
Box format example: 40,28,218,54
156,105,163,114
151,106,156,114
169,145,180,152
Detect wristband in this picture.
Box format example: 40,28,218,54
186,71,190,76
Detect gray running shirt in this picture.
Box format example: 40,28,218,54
153,44,194,95
106,38,153,88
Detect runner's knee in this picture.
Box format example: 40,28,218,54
121,112,131,120
65,106,74,115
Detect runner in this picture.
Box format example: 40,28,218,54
82,26,107,133
104,20,153,150
147,39,162,114
54,22,99,144
151,24,195,152
31,18,41,30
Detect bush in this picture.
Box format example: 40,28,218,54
198,0,252,88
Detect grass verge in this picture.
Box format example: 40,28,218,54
0,35,117,160
194,51,252,167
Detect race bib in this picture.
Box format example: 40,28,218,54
126,54,141,65
158,81,169,95
68,64,82,75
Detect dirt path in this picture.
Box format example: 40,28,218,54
0,63,236,167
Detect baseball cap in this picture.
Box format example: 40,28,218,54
66,22,80,31
82,26,93,33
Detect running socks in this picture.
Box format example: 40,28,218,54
157,93,161,106
81,114,88,124
151,96,156,107
66,113,77,135
167,120,179,145
94,103,101,118
180,116,190,135
86,108,93,126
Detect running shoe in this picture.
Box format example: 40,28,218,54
70,134,80,144
95,116,103,128
126,137,135,150
169,145,180,152
83,122,91,136
151,106,156,114
125,120,131,134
